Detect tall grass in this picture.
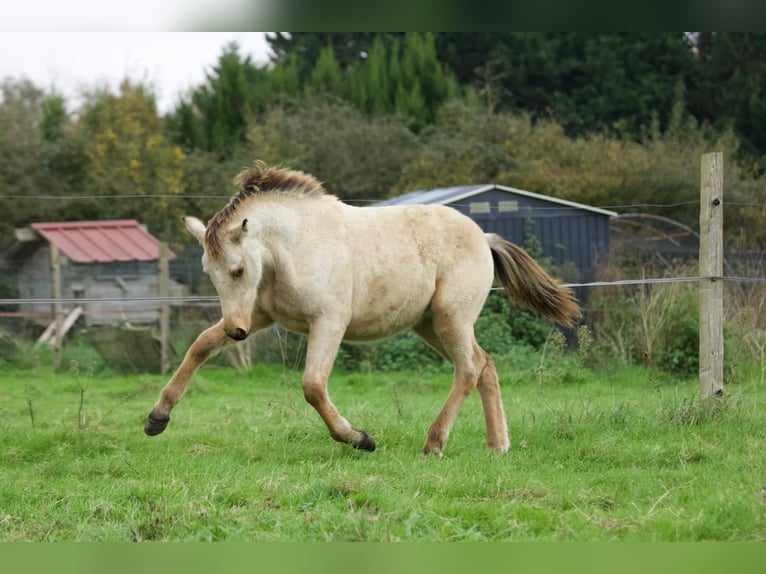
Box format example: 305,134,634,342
1,350,765,541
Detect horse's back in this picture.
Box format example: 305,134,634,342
364,203,493,273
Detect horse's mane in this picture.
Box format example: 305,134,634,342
205,161,325,258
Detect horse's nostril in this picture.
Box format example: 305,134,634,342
233,328,248,341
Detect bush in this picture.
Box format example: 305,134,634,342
336,331,446,374
587,265,700,376
0,329,20,355
334,291,554,374
476,291,552,352
654,287,699,375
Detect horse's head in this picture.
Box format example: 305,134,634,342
185,215,260,341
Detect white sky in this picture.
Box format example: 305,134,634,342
0,0,266,31
0,32,272,113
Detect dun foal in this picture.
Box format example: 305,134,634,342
145,162,581,455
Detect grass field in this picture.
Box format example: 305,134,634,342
1,350,765,541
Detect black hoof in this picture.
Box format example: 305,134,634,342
353,430,376,452
144,412,170,436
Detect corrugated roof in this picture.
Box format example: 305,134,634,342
376,184,617,217
376,185,489,206
30,219,174,263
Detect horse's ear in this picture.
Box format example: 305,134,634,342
229,218,248,244
183,216,206,245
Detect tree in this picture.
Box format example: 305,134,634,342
268,52,301,98
38,92,88,198
0,79,47,249
432,33,697,140
75,80,186,241
307,45,344,96
392,33,462,129
396,102,518,192
246,33,766,158
0,80,87,259
168,42,268,159
366,36,391,114
248,97,417,201
267,33,397,80
690,32,766,157
267,33,465,129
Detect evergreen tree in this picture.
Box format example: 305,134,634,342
388,33,463,128
432,33,697,140
168,42,264,159
366,36,391,114
267,33,399,80
268,52,301,98
307,45,344,96
690,32,766,157
267,32,462,128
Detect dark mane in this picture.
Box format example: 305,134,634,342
205,161,325,258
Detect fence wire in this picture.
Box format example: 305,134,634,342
1,275,764,307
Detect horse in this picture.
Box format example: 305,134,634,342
145,161,581,456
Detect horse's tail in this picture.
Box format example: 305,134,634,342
486,233,582,328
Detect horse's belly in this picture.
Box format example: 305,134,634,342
344,299,428,342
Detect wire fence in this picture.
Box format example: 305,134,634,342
1,166,765,388
2,274,766,308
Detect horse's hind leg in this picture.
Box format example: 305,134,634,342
144,319,233,435
476,352,510,452
415,317,509,455
301,320,376,451
416,317,478,455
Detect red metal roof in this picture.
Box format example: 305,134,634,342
30,219,174,263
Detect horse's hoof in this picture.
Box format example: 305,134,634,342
144,411,170,436
353,430,376,452
488,440,511,453
422,445,443,457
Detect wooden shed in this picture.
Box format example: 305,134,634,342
9,219,187,327
377,184,617,281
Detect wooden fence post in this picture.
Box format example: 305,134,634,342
159,242,171,375
699,152,724,399
50,243,64,374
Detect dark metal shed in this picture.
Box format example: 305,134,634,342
376,184,617,281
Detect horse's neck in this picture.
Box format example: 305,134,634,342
247,197,344,282
245,196,342,247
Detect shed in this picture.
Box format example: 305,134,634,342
376,184,617,281
9,219,187,326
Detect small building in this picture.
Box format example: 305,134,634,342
9,219,187,326
376,184,617,281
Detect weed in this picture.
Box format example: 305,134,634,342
575,324,594,385
536,329,566,390
656,394,728,427
26,397,35,431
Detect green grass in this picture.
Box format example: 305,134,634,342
1,354,765,541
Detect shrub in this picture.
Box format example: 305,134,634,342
653,284,699,375
334,291,554,374
336,331,446,374
587,264,700,377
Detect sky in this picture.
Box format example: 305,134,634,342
1,0,261,31
0,32,272,113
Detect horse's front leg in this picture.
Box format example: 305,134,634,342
301,320,376,451
144,319,233,435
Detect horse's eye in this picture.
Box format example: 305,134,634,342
232,267,244,279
